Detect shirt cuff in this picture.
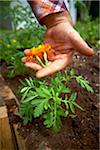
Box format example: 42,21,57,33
28,0,67,22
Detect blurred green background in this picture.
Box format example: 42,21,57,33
0,0,99,78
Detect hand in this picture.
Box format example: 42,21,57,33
22,12,95,78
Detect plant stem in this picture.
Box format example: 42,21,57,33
35,55,45,67
43,51,48,66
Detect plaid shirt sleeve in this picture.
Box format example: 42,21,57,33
28,0,67,21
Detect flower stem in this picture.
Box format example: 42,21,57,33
35,55,45,67
43,51,48,66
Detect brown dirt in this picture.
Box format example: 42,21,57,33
0,52,99,150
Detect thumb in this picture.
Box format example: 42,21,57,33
69,27,95,56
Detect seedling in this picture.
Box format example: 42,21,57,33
19,69,93,132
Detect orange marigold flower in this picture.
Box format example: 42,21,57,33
30,44,52,55
26,44,55,64
26,55,33,62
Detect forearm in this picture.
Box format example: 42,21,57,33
27,0,68,22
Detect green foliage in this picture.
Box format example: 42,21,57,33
75,76,94,93
75,0,91,21
19,69,93,132
75,18,99,49
0,0,46,78
7,51,29,78
10,0,38,30
0,22,45,77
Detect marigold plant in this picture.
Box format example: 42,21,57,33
19,69,94,132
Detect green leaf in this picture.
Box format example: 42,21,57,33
22,95,38,103
57,108,67,117
20,87,28,93
65,101,69,109
44,112,54,128
75,76,94,93
34,102,44,118
21,87,31,100
69,93,77,102
52,115,61,133
65,110,69,117
25,78,32,86
57,84,71,94
70,69,75,76
36,86,51,98
73,102,84,111
44,102,50,110
66,75,71,82
69,102,75,113
31,99,43,105
29,77,34,86
66,88,71,93
19,79,26,86
23,117,29,125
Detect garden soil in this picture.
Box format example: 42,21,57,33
0,52,99,150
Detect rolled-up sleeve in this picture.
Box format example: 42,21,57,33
27,0,67,22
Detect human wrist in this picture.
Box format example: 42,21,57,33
41,11,73,29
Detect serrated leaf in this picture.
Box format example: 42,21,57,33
85,84,94,93
23,117,29,125
44,102,50,110
36,86,51,98
66,88,71,93
42,87,51,96
73,102,84,111
20,87,28,93
19,79,26,86
31,99,43,105
22,95,38,103
29,77,34,86
21,87,31,100
19,111,25,116
76,76,94,93
34,102,44,118
44,112,54,128
65,101,69,109
70,69,75,76
65,110,69,117
25,78,32,86
52,116,61,133
66,75,71,82
69,102,75,113
69,93,77,102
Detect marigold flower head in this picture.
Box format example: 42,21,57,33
26,44,55,66
30,44,52,55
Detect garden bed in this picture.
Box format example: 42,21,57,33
0,52,99,150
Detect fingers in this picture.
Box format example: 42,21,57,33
24,49,30,55
25,62,42,70
22,52,42,70
22,57,27,62
36,53,73,78
69,27,95,56
22,50,31,62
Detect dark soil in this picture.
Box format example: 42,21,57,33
0,52,99,150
